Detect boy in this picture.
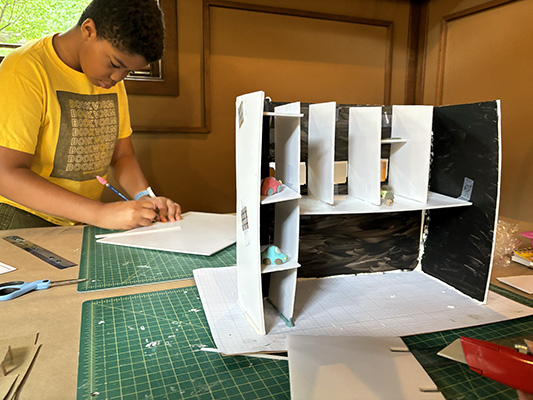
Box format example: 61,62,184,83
0,0,181,230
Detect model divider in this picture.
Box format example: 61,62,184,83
301,103,472,214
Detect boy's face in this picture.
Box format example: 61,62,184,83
79,19,148,89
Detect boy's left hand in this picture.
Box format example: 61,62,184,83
144,196,181,222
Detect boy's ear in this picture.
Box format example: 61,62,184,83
80,18,98,40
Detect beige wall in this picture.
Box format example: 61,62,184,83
422,0,533,223
124,0,413,213
124,0,531,224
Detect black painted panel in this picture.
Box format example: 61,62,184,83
422,101,500,301
298,212,421,277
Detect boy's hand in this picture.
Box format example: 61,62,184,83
144,196,182,223
95,200,158,230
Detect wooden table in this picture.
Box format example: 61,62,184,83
0,221,531,399
0,226,194,400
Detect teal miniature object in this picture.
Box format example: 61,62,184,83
261,245,288,265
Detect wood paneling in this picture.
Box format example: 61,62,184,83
126,0,413,214
423,0,533,222
125,0,179,97
433,0,515,105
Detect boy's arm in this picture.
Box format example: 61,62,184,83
0,145,157,229
110,137,181,222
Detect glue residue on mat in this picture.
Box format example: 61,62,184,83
169,386,181,393
190,343,208,351
171,320,187,331
143,338,177,357
144,340,159,357
189,380,226,396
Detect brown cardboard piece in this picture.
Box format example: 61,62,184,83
0,333,41,400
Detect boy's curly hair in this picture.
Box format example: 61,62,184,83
78,0,165,63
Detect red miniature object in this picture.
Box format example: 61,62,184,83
460,336,533,394
261,177,283,196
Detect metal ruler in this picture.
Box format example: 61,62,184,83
3,235,77,269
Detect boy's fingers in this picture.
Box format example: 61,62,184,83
137,197,181,222
167,202,181,221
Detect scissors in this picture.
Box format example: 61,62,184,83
0,278,85,301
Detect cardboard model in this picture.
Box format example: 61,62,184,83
235,91,500,336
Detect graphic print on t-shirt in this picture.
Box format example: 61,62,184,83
52,91,119,181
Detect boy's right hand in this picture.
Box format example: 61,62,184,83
94,200,158,230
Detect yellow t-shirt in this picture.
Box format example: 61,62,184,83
0,34,132,225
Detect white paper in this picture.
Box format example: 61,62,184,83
0,261,16,275
194,267,533,355
287,335,444,400
95,221,182,239
97,212,236,256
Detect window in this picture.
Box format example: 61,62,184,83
0,0,178,96
0,0,89,58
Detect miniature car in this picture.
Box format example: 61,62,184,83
261,245,288,265
261,177,283,196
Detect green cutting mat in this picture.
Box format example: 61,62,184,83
78,226,236,292
77,283,533,400
404,285,533,400
77,287,290,400
404,315,533,400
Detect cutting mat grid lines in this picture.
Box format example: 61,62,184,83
78,226,236,292
77,287,290,400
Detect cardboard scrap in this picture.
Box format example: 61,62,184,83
0,375,18,400
0,333,41,400
497,275,533,295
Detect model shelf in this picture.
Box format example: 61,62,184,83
261,258,301,274
263,111,304,118
300,191,472,215
261,185,301,205
381,138,407,144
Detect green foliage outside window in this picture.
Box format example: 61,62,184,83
0,0,90,56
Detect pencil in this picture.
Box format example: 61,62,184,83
96,175,129,201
